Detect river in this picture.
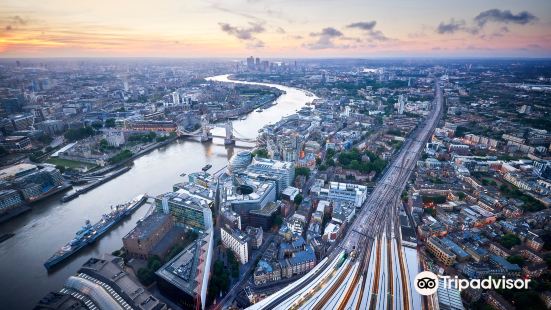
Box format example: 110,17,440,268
0,74,316,309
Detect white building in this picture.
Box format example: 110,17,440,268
221,227,249,264
172,91,180,105
104,129,125,147
316,181,368,208
245,158,295,193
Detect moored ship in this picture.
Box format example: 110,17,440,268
44,194,146,270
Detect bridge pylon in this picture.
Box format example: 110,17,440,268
224,120,235,145
200,116,212,142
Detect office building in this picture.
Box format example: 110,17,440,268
10,114,34,131
248,200,279,230
172,181,214,206
172,92,180,105
156,232,213,310
245,157,295,194
126,120,177,132
228,151,253,175
123,212,174,260
435,278,464,310
278,237,317,278
12,167,66,202
246,226,263,249
426,236,457,266
221,227,250,264
316,181,368,208
36,120,65,136
226,177,276,226
0,189,24,215
156,190,213,232
0,135,31,152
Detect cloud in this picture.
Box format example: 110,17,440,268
347,21,376,31
346,20,389,42
474,9,538,27
479,26,509,39
311,27,343,37
247,40,265,48
3,15,29,32
436,9,536,36
368,30,389,42
276,27,286,34
218,21,266,48
304,27,346,49
12,16,27,25
219,21,265,40
436,19,465,34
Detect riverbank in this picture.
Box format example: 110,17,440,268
60,136,180,202
0,74,315,310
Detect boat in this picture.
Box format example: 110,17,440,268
202,164,212,171
44,194,146,270
256,108,264,113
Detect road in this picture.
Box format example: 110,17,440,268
247,79,443,310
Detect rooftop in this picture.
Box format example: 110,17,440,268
156,233,211,296
123,212,171,242
0,163,38,181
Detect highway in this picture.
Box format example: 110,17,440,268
247,79,443,310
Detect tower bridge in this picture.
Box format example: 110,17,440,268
177,116,257,145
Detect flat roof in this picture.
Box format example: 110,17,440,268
123,212,170,241
156,233,211,296
0,163,37,180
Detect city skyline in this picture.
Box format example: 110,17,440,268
1,0,551,58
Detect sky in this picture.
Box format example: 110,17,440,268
1,0,550,58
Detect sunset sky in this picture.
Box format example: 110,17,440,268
1,0,550,58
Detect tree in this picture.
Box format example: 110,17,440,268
326,148,335,159
273,214,283,227
506,255,524,266
294,194,303,205
64,126,95,142
108,149,133,164
422,195,447,204
252,148,269,158
105,118,116,128
91,121,103,130
29,150,44,162
137,267,155,286
227,251,239,278
295,167,310,177
500,234,521,249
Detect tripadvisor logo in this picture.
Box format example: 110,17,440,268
414,271,439,295
414,271,531,296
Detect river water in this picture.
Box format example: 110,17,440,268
0,74,315,309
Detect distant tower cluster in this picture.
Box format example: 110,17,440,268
246,56,271,72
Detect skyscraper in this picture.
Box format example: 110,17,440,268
247,56,255,70
172,91,180,105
